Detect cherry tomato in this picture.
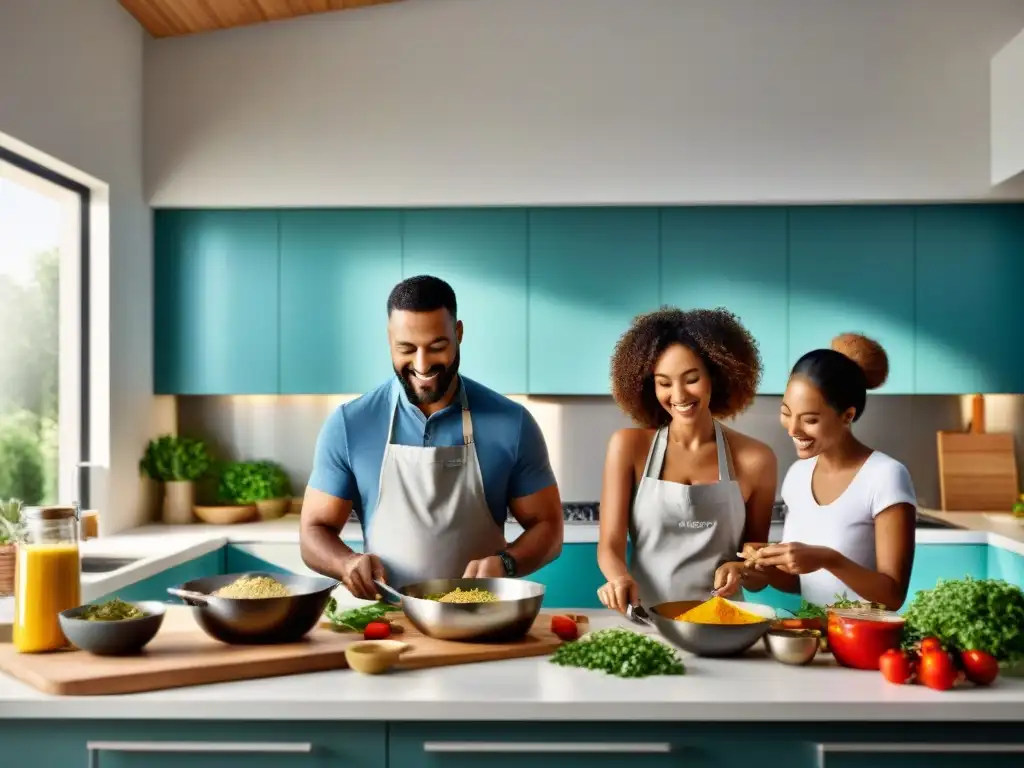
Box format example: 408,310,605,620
919,636,944,654
918,649,958,691
878,648,915,685
550,615,579,641
960,649,999,686
363,621,391,640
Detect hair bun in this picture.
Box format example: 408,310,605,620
830,333,888,390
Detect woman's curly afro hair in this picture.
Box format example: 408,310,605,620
610,306,763,428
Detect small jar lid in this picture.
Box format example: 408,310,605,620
22,505,77,520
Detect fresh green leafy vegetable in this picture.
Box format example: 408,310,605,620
788,599,827,620
549,628,685,678
138,434,213,482
902,577,1024,663
217,460,291,504
784,595,881,621
324,598,396,631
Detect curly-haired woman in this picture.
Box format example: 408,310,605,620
596,307,778,613
741,334,917,611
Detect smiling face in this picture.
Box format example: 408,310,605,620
652,343,713,425
388,308,463,406
780,375,855,459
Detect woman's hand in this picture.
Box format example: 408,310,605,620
712,562,747,598
746,542,834,575
597,575,639,614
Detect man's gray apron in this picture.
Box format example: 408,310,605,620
366,383,507,588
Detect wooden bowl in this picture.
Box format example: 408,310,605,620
255,498,289,521
345,640,411,674
193,505,257,525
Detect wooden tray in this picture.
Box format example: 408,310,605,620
937,430,1019,511
0,608,581,696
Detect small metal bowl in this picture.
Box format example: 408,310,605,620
59,600,166,656
764,628,821,666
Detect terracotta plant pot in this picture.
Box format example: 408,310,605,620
162,480,196,525
255,498,289,521
0,543,15,597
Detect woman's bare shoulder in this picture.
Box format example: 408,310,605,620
606,427,657,459
721,425,778,477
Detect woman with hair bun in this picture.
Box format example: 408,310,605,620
742,333,917,611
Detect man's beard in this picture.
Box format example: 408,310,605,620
395,349,460,406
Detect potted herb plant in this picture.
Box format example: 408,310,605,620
217,460,293,521
0,498,24,597
138,434,214,525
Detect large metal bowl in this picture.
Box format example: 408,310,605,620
373,577,545,642
627,598,776,657
167,571,338,645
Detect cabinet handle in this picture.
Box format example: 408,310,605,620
86,741,312,767
422,741,672,753
817,742,1024,766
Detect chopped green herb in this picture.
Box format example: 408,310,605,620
549,628,686,678
324,598,395,632
80,598,146,622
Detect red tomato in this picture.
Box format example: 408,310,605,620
878,649,915,685
919,636,944,654
960,649,999,686
363,621,391,640
918,649,958,691
550,615,579,641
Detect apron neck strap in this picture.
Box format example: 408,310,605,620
642,427,668,479
386,379,474,445
713,420,734,481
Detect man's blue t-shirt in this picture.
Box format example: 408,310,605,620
308,375,557,529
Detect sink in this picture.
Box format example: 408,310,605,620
80,556,141,574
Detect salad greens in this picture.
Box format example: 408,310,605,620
323,598,396,632
549,628,685,678
902,577,1024,663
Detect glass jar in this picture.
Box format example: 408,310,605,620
13,505,81,653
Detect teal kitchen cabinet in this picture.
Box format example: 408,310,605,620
3,720,385,768
914,203,1024,394
154,210,281,395
402,209,529,393
92,550,224,604
787,206,916,393
527,208,660,395
660,207,789,393
279,210,403,394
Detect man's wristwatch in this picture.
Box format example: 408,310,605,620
497,550,517,578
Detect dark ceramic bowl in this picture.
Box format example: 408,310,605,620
59,600,166,655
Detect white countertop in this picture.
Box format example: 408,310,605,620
0,609,1022,722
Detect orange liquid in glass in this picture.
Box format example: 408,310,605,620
13,543,81,653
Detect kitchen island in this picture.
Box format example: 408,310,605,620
0,609,1023,767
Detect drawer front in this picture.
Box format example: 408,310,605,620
2,720,385,768
388,723,818,768
819,743,1024,768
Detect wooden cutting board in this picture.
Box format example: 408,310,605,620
0,607,581,696
937,430,1019,511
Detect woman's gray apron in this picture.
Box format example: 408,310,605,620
365,384,507,588
628,420,747,605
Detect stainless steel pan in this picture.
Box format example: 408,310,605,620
373,577,545,642
626,599,775,657
167,571,338,645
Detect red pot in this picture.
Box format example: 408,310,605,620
827,608,905,670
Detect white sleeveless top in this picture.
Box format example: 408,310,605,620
780,451,916,607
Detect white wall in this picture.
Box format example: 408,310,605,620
0,0,174,534
991,26,1024,184
145,0,1024,207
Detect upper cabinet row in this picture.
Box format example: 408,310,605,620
153,204,1024,397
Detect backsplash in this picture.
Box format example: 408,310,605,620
176,392,982,513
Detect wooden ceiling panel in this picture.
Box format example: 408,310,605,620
119,0,405,39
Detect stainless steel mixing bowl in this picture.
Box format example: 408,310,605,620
626,598,775,657
373,577,545,642
167,571,338,645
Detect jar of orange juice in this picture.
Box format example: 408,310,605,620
13,505,81,653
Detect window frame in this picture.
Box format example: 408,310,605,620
0,146,91,508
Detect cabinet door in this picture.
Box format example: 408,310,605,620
279,210,402,395
528,208,660,395
788,206,915,393
914,204,1024,394
402,209,529,393
154,210,280,395
660,207,789,393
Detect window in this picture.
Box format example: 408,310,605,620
0,148,89,508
